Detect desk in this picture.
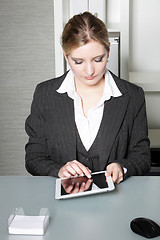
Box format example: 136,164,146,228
0,176,160,240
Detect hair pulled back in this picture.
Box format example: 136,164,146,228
62,12,110,55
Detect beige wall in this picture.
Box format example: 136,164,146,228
0,0,55,175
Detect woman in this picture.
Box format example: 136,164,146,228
25,12,151,184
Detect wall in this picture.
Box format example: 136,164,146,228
129,0,160,130
106,0,160,132
129,0,160,72
0,0,159,175
0,0,55,175
106,0,120,26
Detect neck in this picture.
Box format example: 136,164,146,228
74,76,105,95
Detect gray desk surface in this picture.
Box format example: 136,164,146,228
0,176,160,240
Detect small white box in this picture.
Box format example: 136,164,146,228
8,208,49,236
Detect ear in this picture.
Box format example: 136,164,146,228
62,49,68,62
107,48,110,59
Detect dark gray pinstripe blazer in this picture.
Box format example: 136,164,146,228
25,71,151,178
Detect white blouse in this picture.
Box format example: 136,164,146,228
57,70,122,151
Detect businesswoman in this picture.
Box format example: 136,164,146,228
25,12,151,183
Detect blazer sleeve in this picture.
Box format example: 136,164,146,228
25,84,64,177
113,87,151,178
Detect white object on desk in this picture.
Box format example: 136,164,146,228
8,208,49,235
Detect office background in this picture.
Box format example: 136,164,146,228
0,0,160,175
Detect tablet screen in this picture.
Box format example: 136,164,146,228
55,171,115,199
56,171,113,199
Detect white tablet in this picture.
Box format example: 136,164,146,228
55,171,115,199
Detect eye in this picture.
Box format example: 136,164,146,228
74,60,83,65
95,57,103,62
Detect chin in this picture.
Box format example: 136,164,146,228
86,80,100,86
86,77,102,84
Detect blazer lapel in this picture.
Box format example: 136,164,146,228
50,92,77,161
99,93,130,170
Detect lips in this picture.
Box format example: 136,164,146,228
85,76,95,80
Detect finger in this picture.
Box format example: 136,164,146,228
68,162,84,176
71,182,80,194
65,163,79,176
113,166,123,184
73,161,91,178
69,160,91,178
112,169,119,183
78,178,93,192
78,182,86,192
58,160,92,179
115,168,123,184
116,175,123,184
105,171,111,178
84,178,93,191
59,168,72,178
106,163,123,184
108,166,120,183
63,161,85,177
64,183,74,193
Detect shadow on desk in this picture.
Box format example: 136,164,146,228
148,148,160,176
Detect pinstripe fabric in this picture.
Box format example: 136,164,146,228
25,72,151,178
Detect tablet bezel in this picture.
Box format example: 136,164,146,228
55,170,115,199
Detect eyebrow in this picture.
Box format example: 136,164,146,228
71,57,83,61
94,53,106,59
71,53,106,61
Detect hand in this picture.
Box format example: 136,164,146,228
105,163,123,184
61,176,93,194
58,160,92,179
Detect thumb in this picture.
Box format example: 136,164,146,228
105,171,111,177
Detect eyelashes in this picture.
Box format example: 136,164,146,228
73,56,104,65
74,60,83,65
95,57,103,63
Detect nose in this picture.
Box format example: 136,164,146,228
84,62,95,76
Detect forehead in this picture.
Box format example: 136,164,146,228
70,40,106,58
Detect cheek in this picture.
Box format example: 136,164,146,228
69,65,82,76
97,63,107,73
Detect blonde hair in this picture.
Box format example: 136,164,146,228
62,12,110,55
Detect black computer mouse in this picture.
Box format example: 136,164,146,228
130,217,160,238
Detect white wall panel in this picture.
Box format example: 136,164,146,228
69,0,88,16
129,0,160,132
89,0,106,21
129,0,160,72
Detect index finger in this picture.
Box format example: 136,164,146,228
72,160,92,178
